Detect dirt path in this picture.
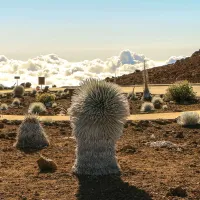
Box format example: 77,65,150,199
2,85,200,95
1,110,200,121
0,115,70,121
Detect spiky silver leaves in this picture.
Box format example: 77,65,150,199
68,79,130,175
14,115,49,150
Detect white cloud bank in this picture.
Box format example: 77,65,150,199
165,56,187,65
0,50,186,87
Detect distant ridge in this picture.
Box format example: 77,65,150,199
105,49,200,85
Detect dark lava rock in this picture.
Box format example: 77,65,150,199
54,107,62,112
37,155,57,172
2,119,8,124
0,123,4,129
60,128,67,135
13,120,21,125
137,120,150,127
0,133,6,139
165,130,172,134
163,133,168,138
174,131,184,139
126,120,132,124
174,109,183,112
119,145,136,154
130,122,137,126
152,124,162,129
43,121,54,126
154,103,161,109
153,119,168,125
124,123,128,128
59,123,70,128
6,121,13,125
193,130,199,134
7,132,17,138
133,127,143,132
166,186,187,197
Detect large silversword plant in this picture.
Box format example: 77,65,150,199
68,79,130,175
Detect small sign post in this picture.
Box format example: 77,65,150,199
38,77,45,90
14,76,20,86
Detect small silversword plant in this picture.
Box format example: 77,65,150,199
140,102,155,112
177,111,200,126
14,114,49,150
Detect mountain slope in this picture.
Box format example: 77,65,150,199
105,50,200,85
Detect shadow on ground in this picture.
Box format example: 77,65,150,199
183,124,200,129
76,175,152,200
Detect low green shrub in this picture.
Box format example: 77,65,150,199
36,93,56,106
164,81,196,103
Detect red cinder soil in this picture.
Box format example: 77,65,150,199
0,120,200,200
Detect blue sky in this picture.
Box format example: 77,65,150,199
0,0,199,61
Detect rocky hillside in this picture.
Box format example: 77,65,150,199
105,49,200,85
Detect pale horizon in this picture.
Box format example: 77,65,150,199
1,47,198,62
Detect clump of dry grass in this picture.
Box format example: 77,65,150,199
0,103,8,110
162,105,168,110
68,79,129,175
28,102,46,114
140,102,155,112
12,98,21,107
177,111,200,126
14,114,49,150
52,102,57,108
